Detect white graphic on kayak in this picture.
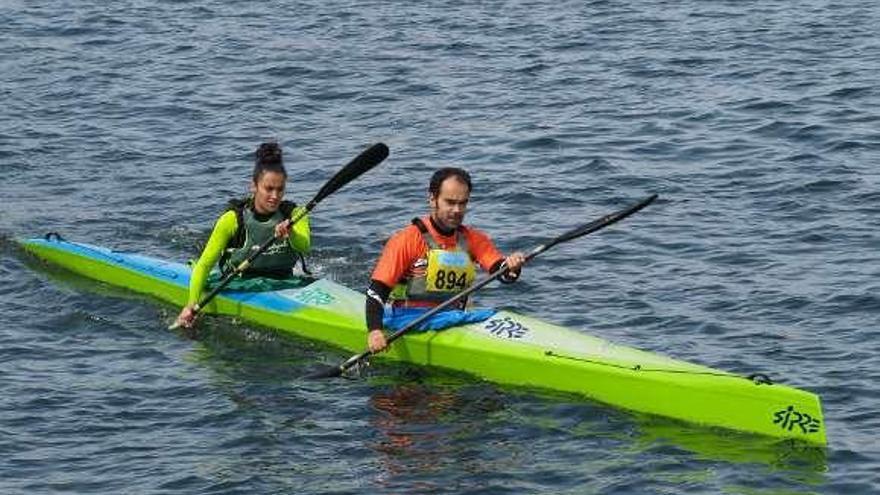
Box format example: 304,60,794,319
484,316,529,339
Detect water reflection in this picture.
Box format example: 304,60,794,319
365,370,829,492
365,369,509,491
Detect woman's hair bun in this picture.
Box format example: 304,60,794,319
255,142,283,167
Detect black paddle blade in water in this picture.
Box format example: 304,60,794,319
311,142,389,206
305,365,344,379
305,351,367,379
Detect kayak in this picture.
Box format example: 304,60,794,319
20,234,827,446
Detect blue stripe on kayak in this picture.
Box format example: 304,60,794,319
31,238,305,313
43,240,191,284
220,290,304,313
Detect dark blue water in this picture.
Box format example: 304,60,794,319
2,0,879,493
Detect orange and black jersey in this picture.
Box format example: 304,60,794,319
370,216,504,289
366,216,507,331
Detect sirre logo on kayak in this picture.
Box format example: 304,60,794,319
773,405,821,434
484,316,529,339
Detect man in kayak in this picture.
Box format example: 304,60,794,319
365,167,525,352
174,142,310,328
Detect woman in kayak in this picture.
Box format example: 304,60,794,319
174,142,310,328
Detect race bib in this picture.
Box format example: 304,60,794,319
424,249,476,292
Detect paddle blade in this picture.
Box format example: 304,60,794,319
311,143,389,206
304,364,344,380
543,194,658,251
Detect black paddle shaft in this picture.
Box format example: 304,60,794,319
308,193,658,379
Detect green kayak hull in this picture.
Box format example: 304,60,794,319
20,236,827,445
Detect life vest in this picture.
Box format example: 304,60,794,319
219,198,303,278
389,217,477,309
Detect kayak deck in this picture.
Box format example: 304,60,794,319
20,236,827,445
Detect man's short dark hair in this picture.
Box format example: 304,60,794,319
429,167,472,197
